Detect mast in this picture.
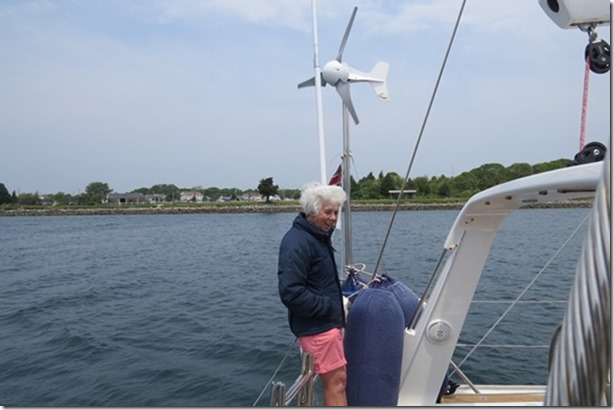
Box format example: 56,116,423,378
310,0,327,184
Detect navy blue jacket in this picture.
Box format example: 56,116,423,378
278,213,345,337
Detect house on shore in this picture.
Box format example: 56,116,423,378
180,191,204,202
388,189,417,199
107,193,167,204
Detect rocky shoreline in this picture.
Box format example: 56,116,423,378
0,200,592,217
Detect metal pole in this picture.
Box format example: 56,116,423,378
310,0,327,184
270,381,286,406
342,103,353,268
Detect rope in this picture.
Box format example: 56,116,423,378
372,0,467,279
579,55,591,150
545,153,611,406
548,324,563,372
252,338,298,406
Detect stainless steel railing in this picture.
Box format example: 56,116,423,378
271,351,317,406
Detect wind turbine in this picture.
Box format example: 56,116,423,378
298,6,390,125
298,2,390,269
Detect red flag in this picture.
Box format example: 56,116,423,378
328,164,342,186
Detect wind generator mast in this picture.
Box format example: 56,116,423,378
342,101,353,268
299,3,390,271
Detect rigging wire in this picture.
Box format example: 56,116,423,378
578,24,599,150
579,54,591,150
451,211,592,374
372,0,467,279
252,338,297,406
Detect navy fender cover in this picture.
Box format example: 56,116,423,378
378,277,421,327
344,287,405,406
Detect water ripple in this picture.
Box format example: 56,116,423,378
0,209,589,405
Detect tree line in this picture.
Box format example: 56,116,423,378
0,158,570,206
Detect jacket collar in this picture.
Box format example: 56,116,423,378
294,212,333,243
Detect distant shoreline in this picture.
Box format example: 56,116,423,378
0,200,593,217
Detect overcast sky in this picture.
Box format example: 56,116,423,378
1,0,610,195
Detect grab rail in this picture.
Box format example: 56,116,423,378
271,352,317,406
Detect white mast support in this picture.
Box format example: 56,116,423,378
397,162,603,405
310,0,327,184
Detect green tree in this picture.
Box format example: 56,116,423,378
349,175,360,199
532,159,568,174
405,178,416,190
50,192,74,205
450,171,478,197
257,177,279,203
506,162,533,181
203,187,221,202
379,172,402,198
471,163,507,190
359,178,380,199
359,172,376,184
352,172,377,199
149,184,181,202
83,181,112,204
288,189,301,200
413,176,431,197
278,188,299,200
220,188,241,200
0,183,11,205
436,178,451,197
18,192,40,205
132,187,152,195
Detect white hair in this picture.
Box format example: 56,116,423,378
299,182,347,216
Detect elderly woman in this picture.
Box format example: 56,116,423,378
277,182,348,406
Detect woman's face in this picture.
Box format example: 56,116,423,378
308,200,341,232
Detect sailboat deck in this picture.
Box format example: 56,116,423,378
439,385,545,406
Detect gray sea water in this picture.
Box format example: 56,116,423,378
0,208,590,406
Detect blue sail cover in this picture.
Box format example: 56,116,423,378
340,271,367,297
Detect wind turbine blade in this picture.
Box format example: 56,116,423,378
298,76,316,88
336,6,358,62
336,82,359,124
298,73,328,89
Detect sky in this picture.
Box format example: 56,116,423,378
0,0,611,195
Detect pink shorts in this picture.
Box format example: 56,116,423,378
298,328,346,374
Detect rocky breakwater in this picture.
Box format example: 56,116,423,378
0,200,592,217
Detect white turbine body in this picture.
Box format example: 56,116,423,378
322,60,390,100
322,60,350,84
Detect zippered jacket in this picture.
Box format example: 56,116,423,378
278,213,345,337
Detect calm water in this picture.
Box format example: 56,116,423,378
0,208,590,406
